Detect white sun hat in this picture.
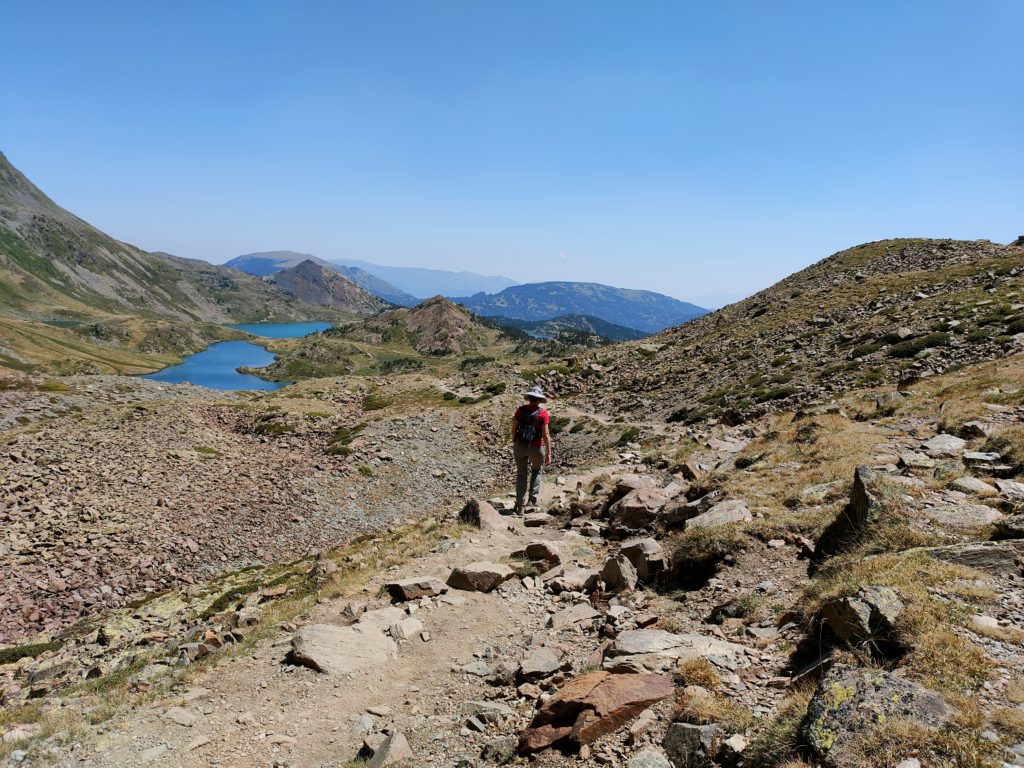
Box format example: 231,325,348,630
523,385,548,402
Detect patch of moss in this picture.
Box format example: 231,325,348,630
0,640,63,666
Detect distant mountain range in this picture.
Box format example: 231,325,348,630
227,252,706,335
328,257,518,299
224,251,419,307
451,282,707,334
486,314,649,342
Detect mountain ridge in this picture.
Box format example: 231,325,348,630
451,281,708,334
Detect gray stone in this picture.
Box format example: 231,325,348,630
951,476,999,497
820,585,903,646
627,748,672,768
519,647,562,682
604,629,745,672
994,514,1024,539
600,554,639,592
663,722,719,768
289,624,398,676
719,733,748,766
548,602,600,629
389,617,424,641
921,434,966,458
964,451,1002,466
462,661,492,677
924,502,1004,529
996,480,1024,501
550,567,599,594
514,540,563,565
367,731,412,768
524,512,553,527
620,537,668,582
684,499,752,530
925,539,1024,576
460,700,515,722
163,706,197,727
459,498,507,533
140,745,169,764
446,561,515,592
803,666,952,768
898,451,935,469
611,487,673,528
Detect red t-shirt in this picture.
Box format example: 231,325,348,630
515,406,549,446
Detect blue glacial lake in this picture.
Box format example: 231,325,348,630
142,322,332,391
229,321,332,338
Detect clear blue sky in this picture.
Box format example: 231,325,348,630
3,1,1022,307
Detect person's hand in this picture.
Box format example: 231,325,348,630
545,452,552,466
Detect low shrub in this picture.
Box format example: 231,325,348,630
888,332,950,358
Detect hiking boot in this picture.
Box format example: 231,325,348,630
528,496,538,507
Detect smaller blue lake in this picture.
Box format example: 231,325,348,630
142,341,283,391
229,321,332,338
142,322,332,390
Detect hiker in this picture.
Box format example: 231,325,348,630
511,385,552,512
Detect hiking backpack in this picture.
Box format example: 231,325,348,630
515,407,542,445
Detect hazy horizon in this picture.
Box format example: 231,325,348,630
3,2,1021,310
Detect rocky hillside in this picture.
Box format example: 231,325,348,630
268,260,391,315
0,152,329,326
489,313,649,342
226,251,420,306
340,296,496,355
452,282,707,334
544,238,1024,424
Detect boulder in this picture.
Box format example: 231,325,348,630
627,748,672,768
922,503,1003,530
600,555,638,592
897,451,935,470
517,671,674,754
518,647,563,682
357,607,408,632
612,474,660,501
663,722,719,768
289,624,397,676
921,434,966,458
611,487,673,529
620,537,668,582
550,568,600,594
996,479,1024,502
389,617,424,641
803,666,952,768
513,540,563,566
925,539,1024,576
385,576,447,602
993,514,1024,540
447,562,515,592
603,629,745,672
548,602,600,630
459,498,507,533
951,476,999,497
367,731,412,767
819,585,904,648
684,500,752,530
959,420,996,439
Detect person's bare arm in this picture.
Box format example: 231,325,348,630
543,422,552,465
510,417,519,445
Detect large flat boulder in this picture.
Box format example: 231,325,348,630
924,540,1024,577
603,629,746,672
288,624,397,676
921,433,966,458
922,503,1003,530
517,671,673,754
447,561,515,593
684,499,752,530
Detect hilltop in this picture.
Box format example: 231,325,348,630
268,260,391,316
452,281,707,334
531,238,1024,425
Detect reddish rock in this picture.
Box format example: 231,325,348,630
517,671,673,754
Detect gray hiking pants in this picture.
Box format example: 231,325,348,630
513,442,546,507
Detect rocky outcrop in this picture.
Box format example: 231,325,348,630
288,623,398,676
446,562,516,592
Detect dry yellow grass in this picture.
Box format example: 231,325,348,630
677,658,722,690
745,686,815,767
673,687,753,733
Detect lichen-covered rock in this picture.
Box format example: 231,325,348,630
802,666,952,768
819,585,904,649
